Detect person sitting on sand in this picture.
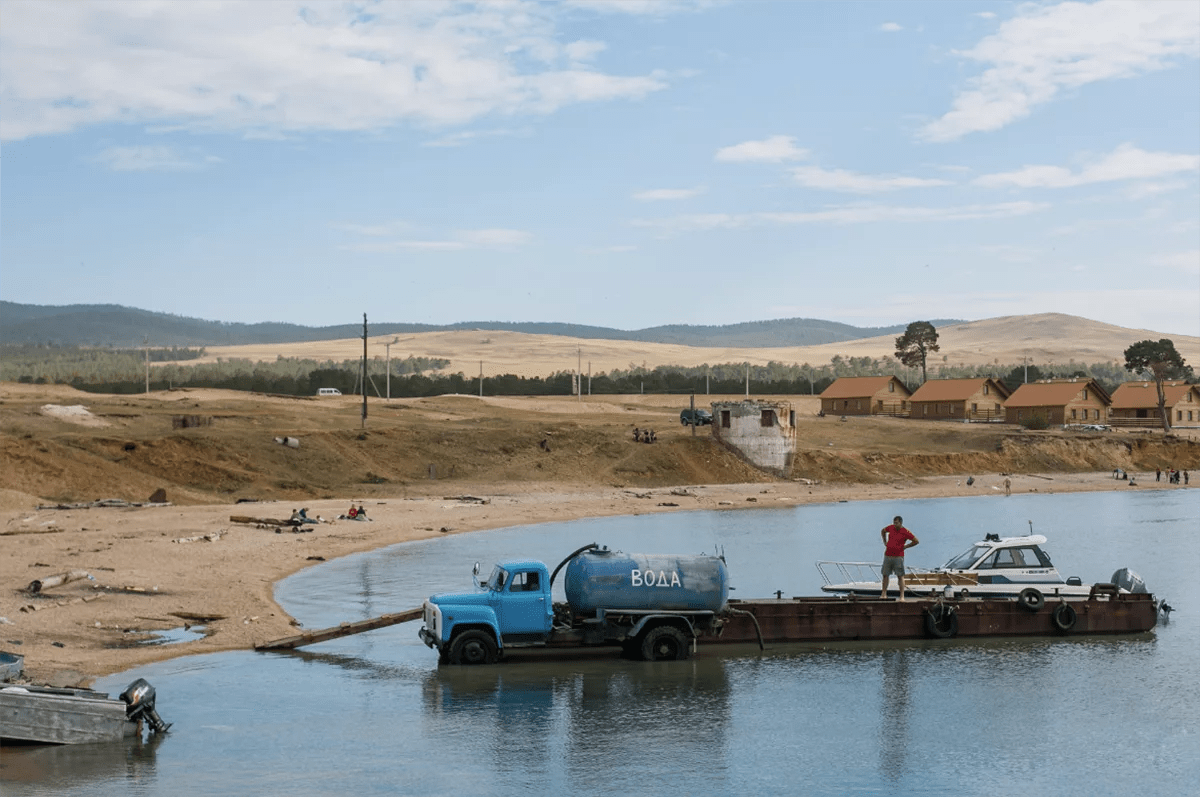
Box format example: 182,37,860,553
347,505,357,518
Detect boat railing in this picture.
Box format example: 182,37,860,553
816,560,882,585
817,561,978,587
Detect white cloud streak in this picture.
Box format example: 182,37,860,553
93,145,219,171
632,187,705,201
791,165,953,193
715,135,808,163
633,201,1047,233
0,1,671,141
879,22,903,33
974,143,1200,188
921,0,1200,142
340,226,531,252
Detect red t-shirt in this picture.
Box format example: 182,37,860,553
884,525,915,557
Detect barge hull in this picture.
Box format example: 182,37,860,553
714,593,1157,645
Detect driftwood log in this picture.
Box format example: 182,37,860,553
28,570,93,594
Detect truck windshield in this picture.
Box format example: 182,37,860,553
485,566,509,591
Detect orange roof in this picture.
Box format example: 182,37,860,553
820,376,908,399
909,378,1011,403
1005,379,1111,408
1110,381,1197,409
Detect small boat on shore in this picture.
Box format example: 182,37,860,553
0,678,170,746
817,533,1148,603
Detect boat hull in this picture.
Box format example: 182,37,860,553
0,686,137,745
712,592,1158,645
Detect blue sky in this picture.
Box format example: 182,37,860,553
2,0,1198,335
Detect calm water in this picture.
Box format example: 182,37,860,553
4,489,1197,796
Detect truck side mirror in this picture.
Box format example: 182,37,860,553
473,562,480,577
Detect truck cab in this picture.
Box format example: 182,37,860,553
419,559,553,664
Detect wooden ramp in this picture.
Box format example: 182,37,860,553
256,607,424,651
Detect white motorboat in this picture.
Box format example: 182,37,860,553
817,533,1147,602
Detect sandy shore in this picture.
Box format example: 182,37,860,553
0,471,1183,686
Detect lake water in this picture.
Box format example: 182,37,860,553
4,488,1197,796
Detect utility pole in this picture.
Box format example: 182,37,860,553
385,337,398,401
361,314,368,429
577,347,582,401
143,336,150,394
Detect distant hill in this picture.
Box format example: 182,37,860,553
0,301,962,349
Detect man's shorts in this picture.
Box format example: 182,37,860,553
881,556,906,578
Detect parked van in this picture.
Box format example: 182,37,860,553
317,388,342,397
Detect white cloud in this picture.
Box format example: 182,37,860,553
1155,249,1200,274
975,12,997,20
339,225,530,252
715,135,808,163
633,201,1046,233
458,228,532,247
879,22,903,33
93,145,218,171
421,127,531,148
632,187,705,201
791,165,953,193
0,2,671,141
334,220,411,237
974,143,1200,188
921,0,1200,142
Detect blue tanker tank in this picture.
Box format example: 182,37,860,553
563,549,729,613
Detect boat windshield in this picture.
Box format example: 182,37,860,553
485,566,510,591
943,545,990,569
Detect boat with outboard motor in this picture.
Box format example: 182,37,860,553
817,533,1148,603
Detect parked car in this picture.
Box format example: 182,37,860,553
680,408,713,426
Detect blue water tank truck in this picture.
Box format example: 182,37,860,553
418,544,729,664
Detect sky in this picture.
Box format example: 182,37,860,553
1,0,1198,336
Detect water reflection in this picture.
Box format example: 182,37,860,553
0,733,164,791
878,649,912,784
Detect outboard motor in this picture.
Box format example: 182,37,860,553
120,678,171,734
1110,568,1148,594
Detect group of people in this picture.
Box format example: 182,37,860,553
288,507,318,525
1156,468,1189,485
632,428,657,443
341,504,370,521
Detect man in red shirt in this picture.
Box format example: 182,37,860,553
880,515,919,601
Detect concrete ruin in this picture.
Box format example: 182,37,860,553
710,400,796,476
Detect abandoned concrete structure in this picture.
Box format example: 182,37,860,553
710,399,796,475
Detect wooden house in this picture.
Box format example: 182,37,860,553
1109,381,1200,428
1003,379,1111,426
819,376,911,416
907,377,1010,421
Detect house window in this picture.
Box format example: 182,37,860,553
1093,410,1099,419
721,410,730,428
1190,411,1194,421
888,382,894,393
1071,409,1077,419
1017,411,1023,420
950,404,956,414
760,410,775,427
1178,411,1183,421
972,403,978,412
983,384,989,395
1082,389,1088,400
855,400,861,410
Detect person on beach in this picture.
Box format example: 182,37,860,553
1004,476,1011,496
880,516,919,601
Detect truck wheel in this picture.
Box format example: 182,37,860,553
640,626,690,661
449,630,497,665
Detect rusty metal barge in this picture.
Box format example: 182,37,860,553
712,587,1158,648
